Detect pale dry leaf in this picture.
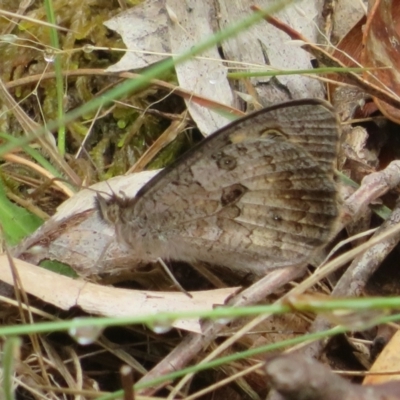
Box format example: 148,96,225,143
104,0,329,135
217,0,325,104
104,0,170,70
333,0,367,42
0,255,239,333
105,0,234,135
14,171,160,276
166,0,234,134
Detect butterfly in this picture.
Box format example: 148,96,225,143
95,99,339,276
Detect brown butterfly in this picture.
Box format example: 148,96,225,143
96,99,339,276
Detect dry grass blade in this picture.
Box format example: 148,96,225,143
3,1,400,399
136,266,302,395
0,7,71,32
0,78,81,186
4,69,245,118
2,153,74,197
128,111,189,173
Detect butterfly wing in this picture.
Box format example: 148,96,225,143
112,99,339,275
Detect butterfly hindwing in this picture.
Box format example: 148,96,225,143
101,99,339,275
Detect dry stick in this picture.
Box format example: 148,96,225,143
302,167,400,359
340,161,400,227
120,365,135,400
265,354,400,400
136,265,303,395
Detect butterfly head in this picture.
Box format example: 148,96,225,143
95,192,134,225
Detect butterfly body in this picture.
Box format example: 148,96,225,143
96,99,339,276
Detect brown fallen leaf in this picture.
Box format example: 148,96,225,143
362,0,400,123
328,1,400,123
364,329,400,385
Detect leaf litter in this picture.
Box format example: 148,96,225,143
2,0,400,399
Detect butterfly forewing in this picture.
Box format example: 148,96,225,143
99,99,339,276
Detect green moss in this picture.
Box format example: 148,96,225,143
0,0,189,216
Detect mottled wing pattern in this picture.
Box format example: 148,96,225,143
100,99,339,276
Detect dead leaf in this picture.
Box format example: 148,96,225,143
362,0,400,123
0,255,239,333
332,0,366,43
104,0,326,135
166,0,235,134
364,329,400,385
104,0,233,135
104,0,170,70
217,0,325,104
14,171,160,276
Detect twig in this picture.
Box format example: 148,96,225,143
120,365,135,400
137,266,303,395
303,199,400,359
266,354,400,400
